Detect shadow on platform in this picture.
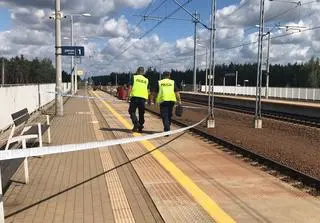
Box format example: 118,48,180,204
4,133,184,219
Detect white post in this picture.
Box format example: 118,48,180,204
223,76,225,95
75,63,78,93
38,123,43,148
313,88,315,101
47,115,51,143
235,70,238,96
0,167,4,223
55,0,63,116
22,139,29,184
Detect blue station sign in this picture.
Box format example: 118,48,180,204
61,46,85,56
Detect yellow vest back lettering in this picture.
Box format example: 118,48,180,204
156,79,177,103
130,75,149,99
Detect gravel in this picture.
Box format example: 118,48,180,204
147,102,320,179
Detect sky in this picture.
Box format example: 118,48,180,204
0,0,320,76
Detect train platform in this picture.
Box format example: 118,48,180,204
182,91,320,108
181,91,320,120
2,90,320,222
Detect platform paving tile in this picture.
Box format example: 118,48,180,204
93,91,214,223
94,90,320,223
3,92,163,223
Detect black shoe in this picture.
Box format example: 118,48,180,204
132,127,139,132
138,126,144,133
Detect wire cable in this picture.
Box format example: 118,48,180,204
106,0,192,65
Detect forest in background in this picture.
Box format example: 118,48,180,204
1,55,72,84
1,55,320,88
92,57,320,90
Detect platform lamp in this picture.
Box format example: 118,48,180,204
65,13,91,94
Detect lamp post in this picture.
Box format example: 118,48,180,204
64,13,91,94
54,0,63,116
63,35,88,93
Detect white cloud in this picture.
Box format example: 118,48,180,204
1,0,320,75
101,16,130,38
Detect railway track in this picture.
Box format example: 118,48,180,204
144,105,320,195
98,88,320,194
181,94,320,128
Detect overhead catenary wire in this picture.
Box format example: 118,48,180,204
155,24,320,67
146,0,169,16
116,0,157,52
89,0,319,74
105,0,192,66
171,0,211,30
236,0,316,36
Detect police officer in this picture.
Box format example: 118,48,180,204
128,67,150,132
155,71,181,132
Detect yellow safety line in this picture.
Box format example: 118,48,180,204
92,91,235,223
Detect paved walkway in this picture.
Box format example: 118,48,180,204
3,91,163,223
3,89,320,223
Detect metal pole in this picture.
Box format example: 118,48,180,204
1,58,4,86
211,0,216,112
235,70,238,95
254,0,265,128
193,10,198,92
208,19,212,113
223,76,225,95
159,59,162,80
55,0,63,116
265,32,270,99
115,73,118,86
75,63,78,93
235,70,238,87
205,47,208,93
207,0,216,128
71,15,74,94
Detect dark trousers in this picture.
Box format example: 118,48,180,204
128,97,146,128
160,101,175,131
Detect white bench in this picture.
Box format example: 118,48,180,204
5,108,51,183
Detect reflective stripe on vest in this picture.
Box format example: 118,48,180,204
156,79,176,103
130,75,149,99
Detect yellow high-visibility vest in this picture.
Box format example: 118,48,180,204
156,79,177,103
130,75,149,99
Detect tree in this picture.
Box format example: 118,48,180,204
2,55,56,84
